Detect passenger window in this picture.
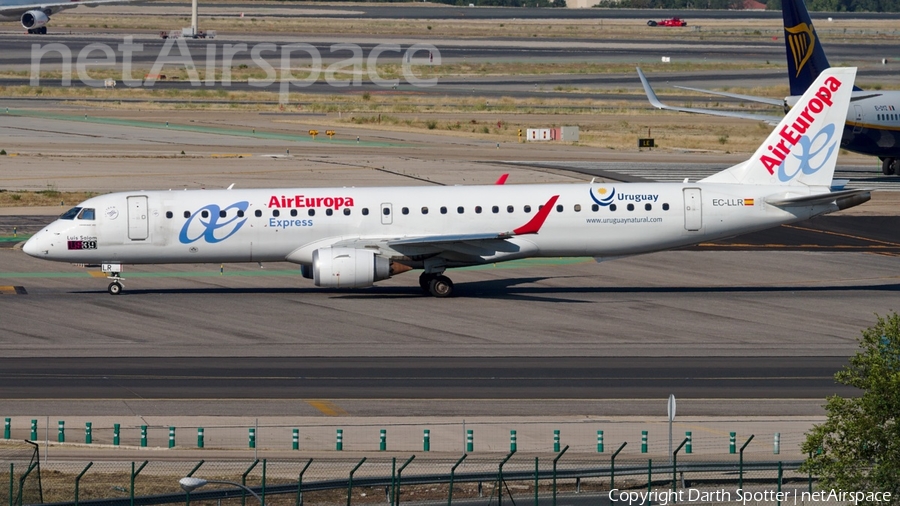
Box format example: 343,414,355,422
272,210,280,217
627,204,635,211
441,207,448,214
343,208,351,216
574,204,581,212
362,208,369,216
556,205,563,212
475,206,482,214
645,203,652,211
255,210,262,217
610,204,617,211
492,206,499,214
326,209,334,216
663,203,670,211
60,207,81,220
507,206,514,213
78,208,95,220
592,204,599,212
422,207,429,215
184,211,191,219
457,206,465,214
219,210,227,218
202,210,209,218
290,209,298,217
382,207,390,215
402,207,409,215
308,209,315,216
237,210,244,218
166,211,173,219
524,205,532,213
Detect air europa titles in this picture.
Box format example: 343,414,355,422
268,195,354,210
759,76,843,175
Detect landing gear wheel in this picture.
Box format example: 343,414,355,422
882,158,895,175
892,159,900,176
108,281,123,295
428,275,454,298
419,273,436,292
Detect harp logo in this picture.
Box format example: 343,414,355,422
785,23,816,78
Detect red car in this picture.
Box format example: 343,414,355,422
647,17,688,27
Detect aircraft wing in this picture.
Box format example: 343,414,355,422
0,0,136,16
637,67,783,125
326,195,560,259
672,85,784,106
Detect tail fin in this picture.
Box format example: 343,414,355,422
701,67,856,187
782,0,832,96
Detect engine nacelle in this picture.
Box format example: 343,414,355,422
312,247,390,288
22,10,49,29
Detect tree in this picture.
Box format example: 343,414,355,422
800,312,900,502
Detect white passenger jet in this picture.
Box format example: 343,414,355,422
0,0,135,33
638,0,900,176
24,68,869,297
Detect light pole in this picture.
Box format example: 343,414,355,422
179,477,264,505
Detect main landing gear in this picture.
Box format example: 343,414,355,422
419,272,454,298
882,158,899,176
27,27,47,34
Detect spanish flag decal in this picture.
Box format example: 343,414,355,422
744,198,755,206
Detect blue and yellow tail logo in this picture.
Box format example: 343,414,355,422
589,187,616,207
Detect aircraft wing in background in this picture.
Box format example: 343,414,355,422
636,67,783,125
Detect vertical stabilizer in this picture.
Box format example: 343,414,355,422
701,67,856,187
782,0,832,95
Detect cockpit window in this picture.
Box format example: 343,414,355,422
60,207,82,220
78,208,95,220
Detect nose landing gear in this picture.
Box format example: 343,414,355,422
102,263,124,295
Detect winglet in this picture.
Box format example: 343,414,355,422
512,195,559,235
495,174,509,185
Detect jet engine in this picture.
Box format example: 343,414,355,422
311,247,390,288
21,10,50,29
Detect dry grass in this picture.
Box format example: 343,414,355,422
48,11,900,43
0,189,99,207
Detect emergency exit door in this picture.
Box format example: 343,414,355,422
127,196,149,240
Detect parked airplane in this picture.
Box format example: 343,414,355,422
638,0,900,176
0,0,135,33
23,68,869,297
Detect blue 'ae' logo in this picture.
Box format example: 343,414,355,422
589,187,616,207
778,123,837,182
179,202,250,244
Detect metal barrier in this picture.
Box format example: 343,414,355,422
3,456,812,506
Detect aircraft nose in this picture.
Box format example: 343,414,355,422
22,233,46,258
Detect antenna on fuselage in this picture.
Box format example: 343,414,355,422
227,183,235,190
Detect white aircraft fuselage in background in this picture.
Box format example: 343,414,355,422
23,68,870,297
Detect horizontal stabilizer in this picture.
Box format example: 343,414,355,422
765,189,871,207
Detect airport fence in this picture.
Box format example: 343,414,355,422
1,453,817,506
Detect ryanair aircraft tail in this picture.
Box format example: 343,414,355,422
702,67,856,188
782,0,836,96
